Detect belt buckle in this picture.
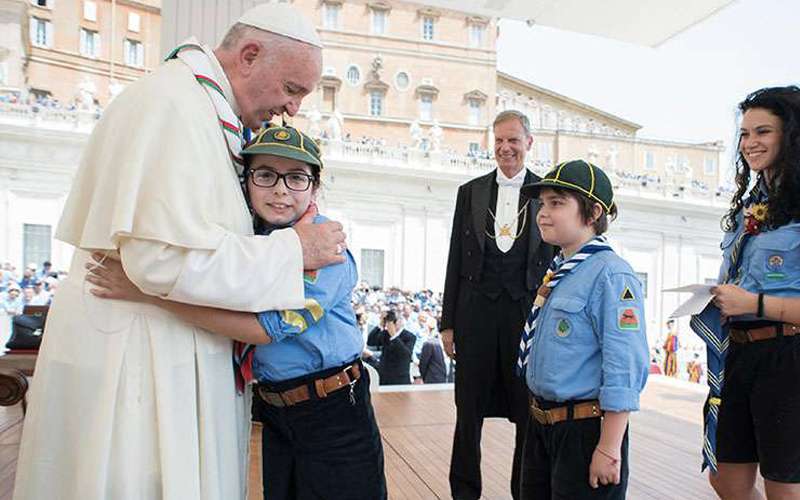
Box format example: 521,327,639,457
260,388,285,407
531,404,551,425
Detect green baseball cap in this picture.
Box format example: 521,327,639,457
242,124,323,169
522,159,614,213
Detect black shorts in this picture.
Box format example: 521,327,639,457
520,398,629,500
716,335,800,483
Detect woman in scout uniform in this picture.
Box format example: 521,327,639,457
694,86,800,499
515,160,649,499
86,124,387,500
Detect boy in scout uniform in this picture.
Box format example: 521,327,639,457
515,160,649,499
86,125,387,500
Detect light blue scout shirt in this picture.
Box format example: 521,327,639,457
252,214,364,383
720,210,800,323
525,251,649,412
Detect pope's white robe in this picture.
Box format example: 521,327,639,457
13,52,305,500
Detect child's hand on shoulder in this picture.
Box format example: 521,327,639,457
589,446,621,489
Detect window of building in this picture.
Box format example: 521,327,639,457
370,8,387,35
360,249,384,288
537,142,553,163
704,156,718,175
469,23,485,47
395,71,410,91
124,39,144,67
468,142,480,156
419,94,433,121
23,224,51,270
0,63,7,86
346,65,360,86
128,12,141,32
679,155,690,172
30,18,53,47
80,28,101,58
31,0,52,8
369,90,384,117
644,150,655,170
83,1,97,21
422,16,435,41
322,2,340,29
322,86,336,112
468,98,481,126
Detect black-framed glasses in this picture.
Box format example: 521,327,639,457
248,168,314,192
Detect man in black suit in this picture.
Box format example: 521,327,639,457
441,110,555,500
376,310,416,385
418,334,446,384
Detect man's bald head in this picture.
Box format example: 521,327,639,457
215,23,322,129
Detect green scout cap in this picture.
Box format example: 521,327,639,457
521,159,614,213
242,124,323,169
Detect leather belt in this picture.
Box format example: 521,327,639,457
530,398,602,425
729,323,800,343
256,364,360,408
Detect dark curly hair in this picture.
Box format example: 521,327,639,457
722,86,800,232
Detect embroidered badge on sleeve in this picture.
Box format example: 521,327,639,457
618,307,641,331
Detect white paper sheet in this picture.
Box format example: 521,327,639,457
663,284,715,318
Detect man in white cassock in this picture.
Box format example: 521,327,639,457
12,4,343,499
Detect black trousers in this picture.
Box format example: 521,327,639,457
252,362,387,500
450,291,530,500
520,400,629,500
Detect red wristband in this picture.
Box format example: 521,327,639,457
595,446,620,465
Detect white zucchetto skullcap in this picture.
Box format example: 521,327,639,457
237,2,323,48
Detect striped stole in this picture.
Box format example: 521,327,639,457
166,37,246,177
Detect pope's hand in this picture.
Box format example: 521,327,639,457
294,203,347,270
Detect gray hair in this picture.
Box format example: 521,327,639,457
493,110,532,137
220,23,259,49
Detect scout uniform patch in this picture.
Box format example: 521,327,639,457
303,270,318,284
618,307,640,331
273,129,291,141
766,254,786,280
621,286,635,301
556,318,571,338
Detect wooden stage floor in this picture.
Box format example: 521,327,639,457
3,376,723,499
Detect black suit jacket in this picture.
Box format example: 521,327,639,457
419,340,447,384
377,329,416,385
440,169,554,331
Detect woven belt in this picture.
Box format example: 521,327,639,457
530,398,602,425
729,323,800,343
256,364,360,408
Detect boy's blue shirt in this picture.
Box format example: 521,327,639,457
252,214,363,382
525,250,650,412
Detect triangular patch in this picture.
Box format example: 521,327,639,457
621,287,635,301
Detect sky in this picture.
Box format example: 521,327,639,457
497,0,800,173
